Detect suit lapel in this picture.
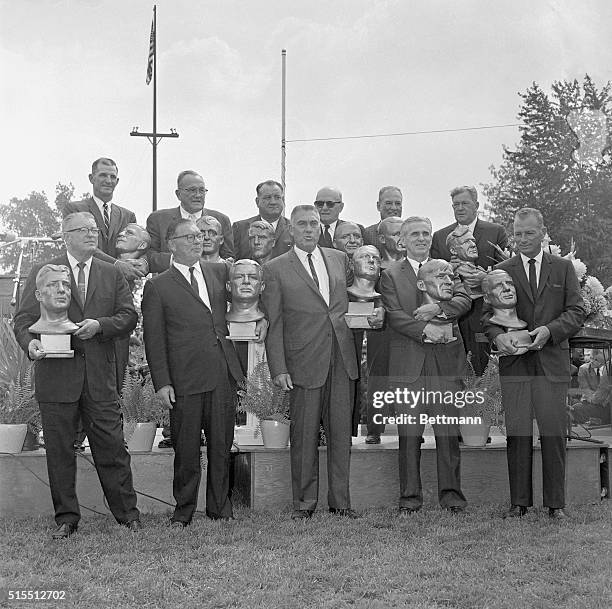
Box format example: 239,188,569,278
274,216,288,238
87,198,107,241
320,247,337,299
169,265,209,309
510,255,533,303
288,249,327,303
198,261,216,309
108,204,121,242
84,258,100,309
537,252,552,298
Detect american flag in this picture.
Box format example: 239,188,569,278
146,12,155,85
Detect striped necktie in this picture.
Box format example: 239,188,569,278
189,266,199,296
103,202,110,232
307,253,320,290
77,262,87,306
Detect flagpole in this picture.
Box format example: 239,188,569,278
281,49,286,194
130,4,178,213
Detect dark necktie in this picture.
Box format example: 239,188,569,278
103,202,110,232
320,225,333,248
528,258,537,299
418,262,423,269
307,253,320,289
77,262,86,306
189,266,199,296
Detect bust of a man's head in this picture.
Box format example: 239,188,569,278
482,269,527,329
446,224,478,263
29,264,78,334
248,219,276,264
378,217,405,261
116,223,151,259
225,259,265,322
416,259,454,303
347,245,381,301
196,215,224,262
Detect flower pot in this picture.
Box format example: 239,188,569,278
460,422,491,447
21,428,40,451
260,419,290,449
0,423,28,454
126,422,158,453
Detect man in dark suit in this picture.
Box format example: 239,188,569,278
146,170,234,273
483,208,585,520
430,185,508,374
363,186,403,258
262,205,359,519
232,180,292,260
314,186,365,248
13,212,141,539
379,217,471,514
63,158,145,283
141,218,246,525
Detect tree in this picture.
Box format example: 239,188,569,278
0,191,62,275
54,182,90,216
483,75,612,286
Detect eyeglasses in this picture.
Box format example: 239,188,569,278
180,187,208,195
314,201,339,208
168,233,205,243
64,227,100,235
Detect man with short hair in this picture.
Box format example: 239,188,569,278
377,216,405,269
379,217,471,514
333,221,363,259
262,205,359,519
141,218,248,526
247,220,277,265
363,186,403,257
232,180,292,261
146,170,234,273
13,212,141,539
483,208,585,519
196,216,226,264
431,186,509,374
63,158,144,282
314,186,364,249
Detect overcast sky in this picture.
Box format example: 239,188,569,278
1,0,611,233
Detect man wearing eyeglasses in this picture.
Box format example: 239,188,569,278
314,186,365,249
146,170,234,274
63,158,144,283
232,180,293,261
13,212,141,539
141,218,254,526
430,186,508,375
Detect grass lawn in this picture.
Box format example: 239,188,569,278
1,502,611,609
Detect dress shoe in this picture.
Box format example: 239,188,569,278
291,509,313,520
549,508,569,520
123,519,142,531
329,508,361,519
52,523,78,540
169,519,189,528
502,505,528,519
208,514,236,522
447,506,466,514
365,434,381,444
398,506,421,516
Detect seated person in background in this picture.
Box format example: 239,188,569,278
571,349,611,425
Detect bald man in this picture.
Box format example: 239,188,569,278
314,186,365,249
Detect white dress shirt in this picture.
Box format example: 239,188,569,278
92,195,113,221
320,219,338,239
293,246,330,306
173,261,211,310
180,207,203,222
520,250,543,286
406,256,429,276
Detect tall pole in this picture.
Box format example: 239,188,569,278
131,4,178,212
281,49,286,194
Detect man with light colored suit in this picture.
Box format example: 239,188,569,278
232,180,293,261
146,170,234,273
483,208,585,519
379,217,471,514
430,186,508,374
262,205,359,519
141,218,248,526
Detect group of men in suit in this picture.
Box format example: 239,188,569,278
13,155,585,535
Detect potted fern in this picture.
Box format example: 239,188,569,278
460,354,504,447
120,369,168,452
237,361,290,448
0,320,41,453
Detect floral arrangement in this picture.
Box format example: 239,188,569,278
462,353,504,430
236,361,289,435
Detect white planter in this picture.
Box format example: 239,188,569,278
460,422,491,447
126,422,158,453
0,423,28,454
260,419,290,449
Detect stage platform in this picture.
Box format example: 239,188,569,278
1,430,608,517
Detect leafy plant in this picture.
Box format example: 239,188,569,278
462,353,504,431
119,370,168,441
236,361,289,435
0,319,41,433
